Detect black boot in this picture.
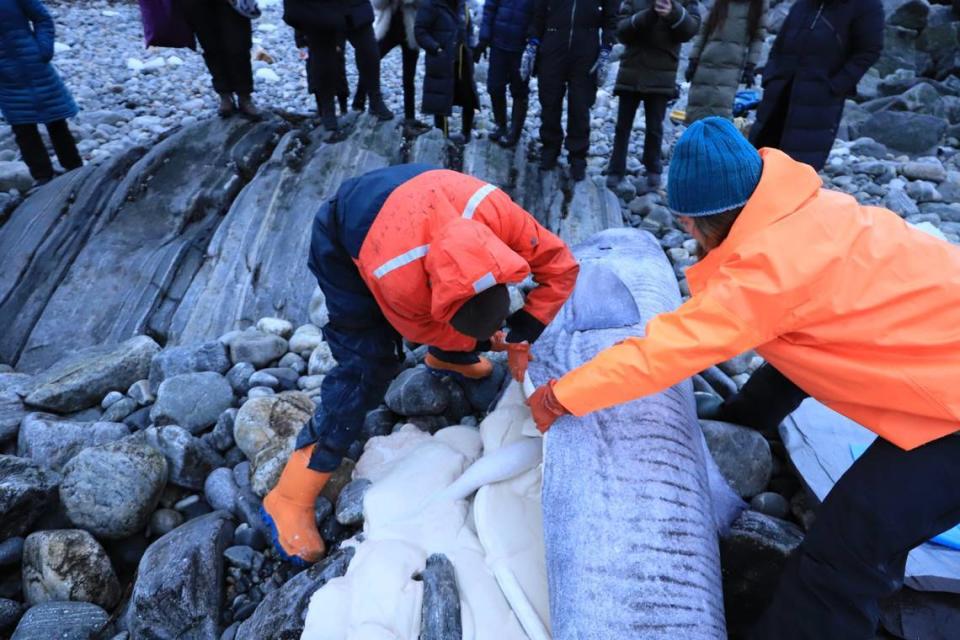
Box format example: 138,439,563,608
500,95,528,148
352,91,366,112
319,95,338,131
237,94,263,121
338,92,349,115
569,158,586,182
217,92,236,118
462,107,474,144
489,93,508,143
368,90,395,121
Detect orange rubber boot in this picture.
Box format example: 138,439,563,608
261,445,330,567
424,352,494,379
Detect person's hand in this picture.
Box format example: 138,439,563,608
590,47,611,87
527,380,569,433
491,331,533,382
685,57,698,82
520,40,538,82
741,63,756,87
654,0,672,17
473,40,488,61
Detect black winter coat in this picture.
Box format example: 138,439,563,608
614,0,701,96
416,0,478,115
749,0,883,170
529,0,619,49
479,0,536,52
283,0,374,33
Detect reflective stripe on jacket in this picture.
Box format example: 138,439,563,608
357,168,579,352
554,148,960,450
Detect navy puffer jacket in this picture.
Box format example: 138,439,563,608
0,0,78,126
479,0,535,52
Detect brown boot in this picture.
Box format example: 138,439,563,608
424,352,494,379
237,94,262,121
261,445,329,566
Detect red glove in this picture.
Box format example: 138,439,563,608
491,331,533,382
527,380,569,433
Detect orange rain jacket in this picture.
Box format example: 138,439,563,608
554,149,960,451
356,169,579,352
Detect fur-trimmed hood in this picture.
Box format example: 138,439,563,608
373,0,420,49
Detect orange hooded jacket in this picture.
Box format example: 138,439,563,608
356,169,579,352
553,149,960,451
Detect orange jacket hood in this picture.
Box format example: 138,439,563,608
554,149,960,451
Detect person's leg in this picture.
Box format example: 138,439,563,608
435,114,448,136
502,51,528,147
349,24,393,120
487,47,510,140
45,119,82,172
715,363,809,435
640,93,668,190
461,105,475,142
606,91,642,183
565,43,598,179
537,52,567,169
216,1,257,117
752,434,960,639
401,45,420,122
183,0,233,101
336,40,350,115
11,123,54,182
307,32,343,129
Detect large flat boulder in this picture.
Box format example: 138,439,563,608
24,335,159,413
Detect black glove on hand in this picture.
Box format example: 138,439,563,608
473,41,488,61
685,58,699,82
505,309,546,344
741,63,756,87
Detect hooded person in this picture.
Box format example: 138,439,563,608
263,163,579,566
529,117,960,639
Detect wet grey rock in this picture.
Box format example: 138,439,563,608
224,545,261,571
885,184,921,216
227,362,256,395
362,405,397,440
718,353,755,378
24,336,160,413
902,158,947,182
719,510,804,635
229,332,289,369
22,529,121,609
700,420,773,499
420,553,462,640
307,341,336,376
139,425,225,491
335,478,371,526
128,379,155,406
248,371,280,390
17,413,129,472
0,390,25,444
102,397,138,422
235,547,354,640
11,601,109,640
233,461,251,488
0,537,23,568
749,492,791,520
208,409,238,453
233,392,314,497
126,511,234,640
149,341,231,392
60,439,168,539
149,508,184,537
859,111,947,154
257,368,299,391
907,179,942,203
315,496,334,527
0,161,32,193
124,406,153,432
278,353,306,375
235,486,270,538
441,377,473,424
205,467,240,514
233,523,267,552
408,415,450,434
0,598,22,633
0,455,60,539
288,325,324,357
848,137,890,158
150,372,234,434
385,367,450,417
247,386,275,399
884,0,930,30
700,365,739,399
101,391,124,409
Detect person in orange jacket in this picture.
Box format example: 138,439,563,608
263,163,578,566
529,117,960,639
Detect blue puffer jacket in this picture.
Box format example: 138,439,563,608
478,0,535,52
0,0,78,126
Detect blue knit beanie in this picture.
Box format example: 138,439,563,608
667,117,763,217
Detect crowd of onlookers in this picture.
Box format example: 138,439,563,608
0,0,883,186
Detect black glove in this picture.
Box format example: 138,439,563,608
473,40,488,61
685,58,699,83
505,309,546,344
741,63,756,87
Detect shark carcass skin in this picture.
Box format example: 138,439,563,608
528,228,730,639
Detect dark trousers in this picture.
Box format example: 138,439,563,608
607,91,668,177
184,0,253,95
307,23,382,109
307,37,348,112
488,46,528,127
11,120,82,181
537,35,598,165
720,365,960,639
355,16,419,120
750,79,793,151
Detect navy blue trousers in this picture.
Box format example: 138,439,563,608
723,365,960,639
